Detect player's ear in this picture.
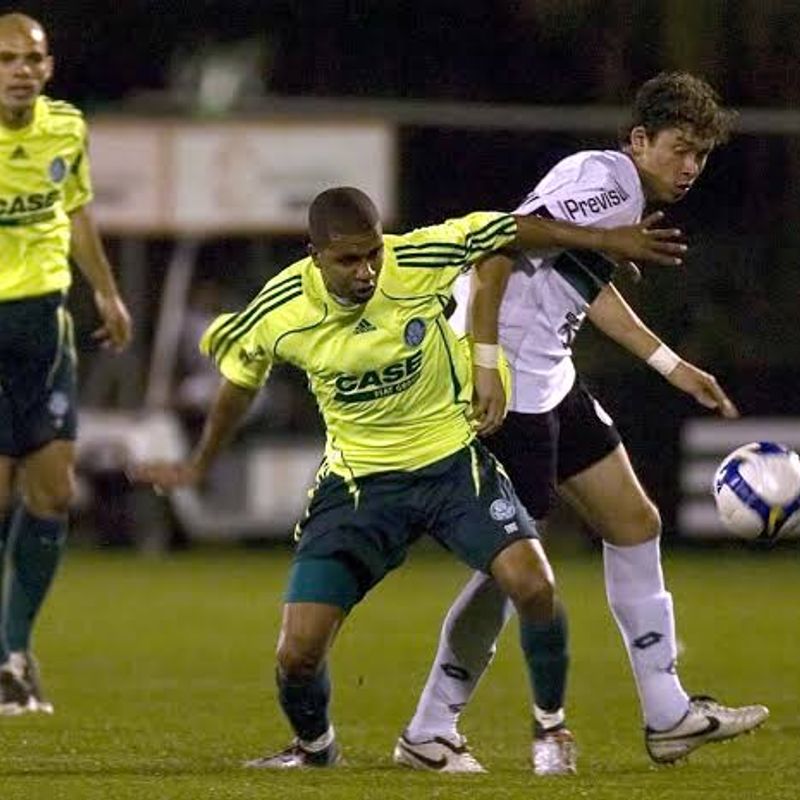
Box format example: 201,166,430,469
43,54,54,83
308,243,318,265
629,125,649,156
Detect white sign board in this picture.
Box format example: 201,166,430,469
88,119,396,235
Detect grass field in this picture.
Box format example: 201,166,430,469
1,540,797,799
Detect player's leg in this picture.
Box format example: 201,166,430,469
249,466,417,768
397,570,512,772
486,411,574,770
0,455,26,716
246,588,347,769
2,440,74,714
414,442,571,772
398,418,574,774
558,387,768,760
1,294,78,715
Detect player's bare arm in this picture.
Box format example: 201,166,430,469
69,205,132,352
587,283,738,418
131,379,259,490
512,210,686,266
470,252,514,436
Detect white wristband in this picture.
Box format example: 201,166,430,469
646,344,681,376
473,343,500,369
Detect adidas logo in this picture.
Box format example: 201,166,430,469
353,318,376,334
10,145,28,160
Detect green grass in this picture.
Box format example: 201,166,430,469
1,542,798,799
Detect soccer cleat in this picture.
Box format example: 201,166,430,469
645,695,770,764
393,733,486,773
244,739,341,769
0,654,36,716
21,652,54,714
532,727,577,776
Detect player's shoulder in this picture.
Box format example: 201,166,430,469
387,211,511,253
39,96,87,136
547,149,637,187
256,259,313,319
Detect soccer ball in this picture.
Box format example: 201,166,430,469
712,441,800,541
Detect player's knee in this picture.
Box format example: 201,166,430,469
608,497,662,545
23,473,76,517
276,636,325,681
503,570,555,625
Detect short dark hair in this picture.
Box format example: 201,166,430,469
308,187,380,249
620,71,736,146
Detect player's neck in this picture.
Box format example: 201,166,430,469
0,104,35,130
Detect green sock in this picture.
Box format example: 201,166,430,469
4,508,66,654
519,599,569,720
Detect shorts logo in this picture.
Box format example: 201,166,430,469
48,391,69,427
49,157,67,183
403,318,426,347
489,497,516,522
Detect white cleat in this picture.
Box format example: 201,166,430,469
532,727,577,775
393,733,486,773
0,652,54,716
646,695,770,764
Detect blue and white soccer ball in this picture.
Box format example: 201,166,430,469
713,442,800,541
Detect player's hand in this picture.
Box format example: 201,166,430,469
600,212,686,267
127,461,203,493
93,290,132,352
667,361,739,418
471,366,506,436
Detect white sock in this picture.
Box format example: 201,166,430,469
603,539,689,731
406,571,513,741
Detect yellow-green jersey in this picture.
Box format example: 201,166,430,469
202,211,518,479
0,96,93,300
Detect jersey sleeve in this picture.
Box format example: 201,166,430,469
200,310,275,390
391,211,517,295
62,119,93,213
516,154,640,229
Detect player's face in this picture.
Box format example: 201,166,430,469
630,126,714,203
312,227,385,305
0,24,52,124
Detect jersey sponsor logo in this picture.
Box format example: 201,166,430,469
333,350,423,403
489,497,516,522
10,145,28,160
49,156,67,182
0,190,61,217
353,318,376,334
403,317,426,347
558,183,630,221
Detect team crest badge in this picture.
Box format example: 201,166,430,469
48,391,69,422
49,156,67,182
489,498,516,522
403,318,426,347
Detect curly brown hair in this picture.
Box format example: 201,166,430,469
620,72,736,146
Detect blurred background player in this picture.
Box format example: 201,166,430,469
133,186,686,768
395,72,768,774
0,13,131,714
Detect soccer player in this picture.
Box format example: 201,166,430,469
394,72,769,775
132,185,685,767
0,13,131,714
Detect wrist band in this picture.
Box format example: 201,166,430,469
646,343,681,376
473,343,500,369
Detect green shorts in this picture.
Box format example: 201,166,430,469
286,441,538,611
0,292,77,457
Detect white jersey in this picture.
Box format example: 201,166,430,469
452,149,645,412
